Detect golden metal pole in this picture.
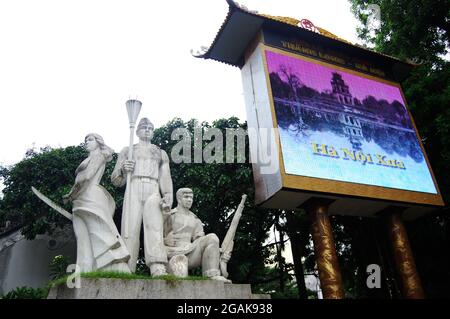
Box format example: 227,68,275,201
386,211,425,299
304,198,345,299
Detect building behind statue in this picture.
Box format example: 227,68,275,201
0,221,76,295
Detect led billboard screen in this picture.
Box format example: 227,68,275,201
265,49,438,194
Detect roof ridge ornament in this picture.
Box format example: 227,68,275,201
298,19,320,34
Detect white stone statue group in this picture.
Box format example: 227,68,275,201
56,117,235,283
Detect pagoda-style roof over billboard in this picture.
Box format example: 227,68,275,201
195,0,414,82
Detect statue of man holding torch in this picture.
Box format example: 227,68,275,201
112,112,173,275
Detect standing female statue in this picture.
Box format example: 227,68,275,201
63,133,131,272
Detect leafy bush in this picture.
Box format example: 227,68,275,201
49,255,71,280
1,286,46,299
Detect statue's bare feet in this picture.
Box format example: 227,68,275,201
210,275,232,283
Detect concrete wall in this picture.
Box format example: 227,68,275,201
48,278,269,299
0,228,76,295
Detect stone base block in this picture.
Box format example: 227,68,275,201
47,278,270,299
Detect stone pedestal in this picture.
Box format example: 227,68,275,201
47,278,270,299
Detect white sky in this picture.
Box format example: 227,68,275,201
0,0,361,167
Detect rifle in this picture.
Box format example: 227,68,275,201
219,194,247,278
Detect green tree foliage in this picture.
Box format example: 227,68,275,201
350,0,449,63
49,255,72,280
0,146,86,238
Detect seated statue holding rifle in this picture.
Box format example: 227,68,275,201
163,188,246,282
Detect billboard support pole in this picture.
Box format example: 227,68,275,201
384,208,425,299
302,198,345,299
